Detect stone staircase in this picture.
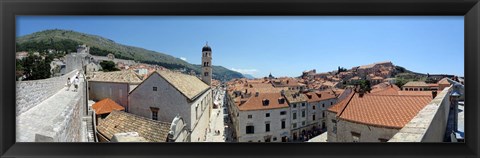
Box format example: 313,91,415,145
83,116,95,142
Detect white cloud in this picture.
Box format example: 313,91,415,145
230,68,259,75
180,57,187,61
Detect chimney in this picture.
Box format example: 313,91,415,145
255,92,259,97
432,90,437,99
281,90,285,96
359,90,365,98
262,99,270,106
245,89,248,94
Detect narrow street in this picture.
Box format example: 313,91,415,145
206,86,231,142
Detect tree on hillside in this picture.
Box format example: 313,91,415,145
356,79,372,93
395,78,409,88
99,60,119,72
20,53,54,80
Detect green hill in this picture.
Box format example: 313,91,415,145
16,29,243,81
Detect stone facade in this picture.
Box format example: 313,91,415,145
202,44,212,86
16,70,79,116
128,73,213,142
334,120,399,142
307,98,337,129
235,108,291,142
88,81,130,110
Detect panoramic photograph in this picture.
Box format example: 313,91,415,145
15,16,464,143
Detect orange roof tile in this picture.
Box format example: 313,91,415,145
238,93,289,111
305,90,337,103
339,94,431,129
92,98,125,115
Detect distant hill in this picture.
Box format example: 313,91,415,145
242,74,256,79
16,29,243,81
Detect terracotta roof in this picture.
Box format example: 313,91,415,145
339,94,431,129
96,110,171,142
371,76,384,80
305,90,337,103
155,70,210,101
238,92,289,111
284,90,308,103
403,81,429,87
92,98,125,115
327,91,355,113
90,70,143,84
438,77,451,85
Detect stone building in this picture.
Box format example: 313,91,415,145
88,70,143,110
402,81,430,91
326,85,433,142
128,70,212,142
202,43,212,86
228,92,291,142
284,90,309,141
65,44,92,73
304,90,338,130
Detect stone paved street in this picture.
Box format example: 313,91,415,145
16,71,85,142
206,87,228,142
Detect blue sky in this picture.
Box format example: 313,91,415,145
17,16,464,78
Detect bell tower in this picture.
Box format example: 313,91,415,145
201,42,212,86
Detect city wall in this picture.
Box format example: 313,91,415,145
389,86,451,142
34,75,86,142
16,70,78,116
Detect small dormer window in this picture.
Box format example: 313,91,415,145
153,87,157,91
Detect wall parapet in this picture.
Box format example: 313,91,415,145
16,70,78,116
389,86,452,142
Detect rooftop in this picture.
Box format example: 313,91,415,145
92,98,125,115
89,70,143,84
154,70,210,101
403,81,429,87
237,92,289,111
96,110,171,142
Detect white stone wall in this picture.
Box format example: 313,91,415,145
307,98,337,129
128,73,212,142
289,102,308,140
52,81,86,142
326,111,338,142
32,76,86,142
335,119,399,142
88,81,129,109
16,70,78,116
237,108,290,142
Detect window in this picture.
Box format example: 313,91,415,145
302,103,305,107
293,104,297,108
293,112,297,120
204,72,209,76
280,111,286,115
265,123,270,132
351,132,361,142
246,125,255,134
248,115,252,119
322,103,325,108
313,106,316,110
265,113,270,117
292,123,297,128
195,105,198,119
302,110,305,117
331,102,333,105
379,138,389,142
322,111,325,118
153,87,157,91
150,107,159,120
302,121,305,126
281,120,286,129
313,115,316,121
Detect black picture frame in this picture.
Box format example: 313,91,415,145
1,0,479,158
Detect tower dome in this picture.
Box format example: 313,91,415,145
202,43,211,52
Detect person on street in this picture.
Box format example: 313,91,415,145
66,78,71,91
73,76,80,92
